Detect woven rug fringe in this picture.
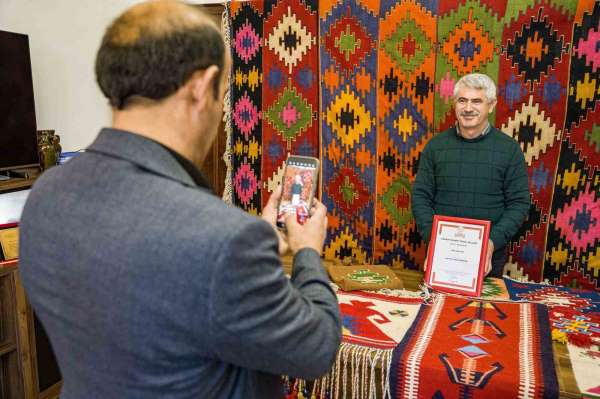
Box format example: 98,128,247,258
221,3,233,205
291,343,393,399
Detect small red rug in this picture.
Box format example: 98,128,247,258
391,294,558,398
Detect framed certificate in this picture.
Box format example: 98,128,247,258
424,215,490,297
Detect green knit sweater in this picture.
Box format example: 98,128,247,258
411,126,530,250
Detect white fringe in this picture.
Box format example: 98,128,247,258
221,4,234,205
292,342,395,398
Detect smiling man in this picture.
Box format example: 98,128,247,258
411,73,530,277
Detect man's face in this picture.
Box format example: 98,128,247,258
454,86,496,135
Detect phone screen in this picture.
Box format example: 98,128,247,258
277,157,318,227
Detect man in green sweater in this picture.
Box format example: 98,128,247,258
412,73,530,278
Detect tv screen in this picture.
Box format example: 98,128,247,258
0,30,39,171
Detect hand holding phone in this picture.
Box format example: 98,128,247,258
276,155,319,229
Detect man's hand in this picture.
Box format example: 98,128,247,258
261,186,289,255
423,244,430,272
485,239,494,276
285,199,328,255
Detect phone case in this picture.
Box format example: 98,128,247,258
277,155,319,226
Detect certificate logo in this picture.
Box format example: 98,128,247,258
454,226,466,239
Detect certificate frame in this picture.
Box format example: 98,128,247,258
424,215,490,297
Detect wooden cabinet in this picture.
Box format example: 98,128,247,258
0,265,34,399
0,264,61,399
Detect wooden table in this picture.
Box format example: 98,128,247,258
281,255,582,398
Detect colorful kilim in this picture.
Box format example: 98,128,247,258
481,277,510,301
338,290,422,349
504,277,600,346
497,1,573,284
390,295,559,399
262,0,319,208
230,2,263,213
321,0,378,263
287,289,423,398
567,342,600,398
226,0,600,290
228,0,320,213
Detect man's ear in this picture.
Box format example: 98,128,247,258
190,65,219,110
488,99,497,114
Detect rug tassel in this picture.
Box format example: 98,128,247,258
221,4,234,204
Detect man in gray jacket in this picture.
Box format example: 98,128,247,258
19,1,341,398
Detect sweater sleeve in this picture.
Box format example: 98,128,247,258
411,142,436,243
489,144,530,249
208,219,341,380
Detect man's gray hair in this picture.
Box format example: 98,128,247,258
453,73,497,102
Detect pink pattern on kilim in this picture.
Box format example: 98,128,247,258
518,303,536,399
553,187,600,255
281,101,300,128
234,21,261,63
402,295,445,399
233,163,258,205
576,25,600,72
233,93,261,140
438,71,455,104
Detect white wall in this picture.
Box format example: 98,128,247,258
0,0,221,152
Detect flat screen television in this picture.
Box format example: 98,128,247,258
0,30,39,172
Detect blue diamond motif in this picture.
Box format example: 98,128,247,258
461,333,489,344
458,345,488,359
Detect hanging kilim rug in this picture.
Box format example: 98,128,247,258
390,294,558,398
227,0,600,290
287,290,422,399
227,0,320,214
229,1,263,213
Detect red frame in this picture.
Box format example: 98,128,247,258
424,215,490,297
0,222,19,267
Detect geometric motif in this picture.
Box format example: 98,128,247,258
264,79,314,148
391,296,559,399
323,11,375,76
505,8,566,89
441,9,495,75
504,278,600,313
321,0,378,264
383,96,428,154
323,227,368,263
382,16,432,78
230,3,263,211
225,0,598,290
234,21,261,63
337,290,422,349
380,175,412,229
500,95,558,165
261,0,319,207
325,86,374,149
328,167,370,216
233,93,261,140
553,184,599,256
266,5,316,73
234,162,259,206
458,344,489,359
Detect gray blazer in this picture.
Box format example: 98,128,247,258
19,128,341,399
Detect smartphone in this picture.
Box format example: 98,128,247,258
276,155,320,229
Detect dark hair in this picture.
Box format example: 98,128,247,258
96,19,224,109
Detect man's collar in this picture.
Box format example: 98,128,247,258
86,128,204,189
455,121,491,139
